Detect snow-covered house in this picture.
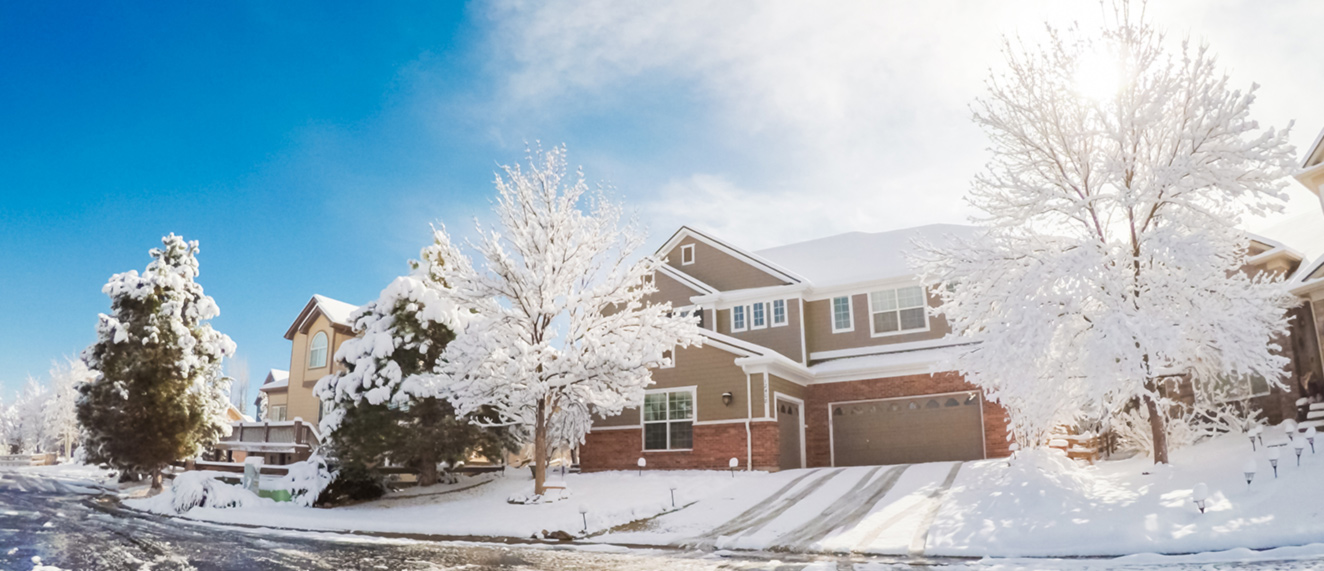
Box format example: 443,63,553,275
580,225,1013,472
1285,127,1324,411
214,294,360,465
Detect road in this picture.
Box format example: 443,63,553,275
2,470,1323,571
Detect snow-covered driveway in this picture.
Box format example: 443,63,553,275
601,461,965,555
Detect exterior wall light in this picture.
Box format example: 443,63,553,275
722,392,734,407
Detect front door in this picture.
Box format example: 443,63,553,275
777,398,802,470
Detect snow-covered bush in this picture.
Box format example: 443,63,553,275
278,455,334,507
169,471,261,514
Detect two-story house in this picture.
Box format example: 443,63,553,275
580,224,1013,472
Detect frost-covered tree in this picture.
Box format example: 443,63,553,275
78,234,236,490
227,356,250,417
418,146,703,495
917,4,1296,464
316,277,515,487
46,358,93,458
15,378,50,454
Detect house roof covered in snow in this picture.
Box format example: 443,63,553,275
1251,211,1324,265
259,369,289,392
754,224,976,288
283,294,360,340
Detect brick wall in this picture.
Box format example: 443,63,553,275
580,421,781,472
803,371,1012,467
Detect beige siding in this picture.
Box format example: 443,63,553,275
663,238,787,292
714,301,805,363
769,374,805,404
600,344,753,425
286,314,350,424
804,288,951,358
264,390,289,407
648,271,703,308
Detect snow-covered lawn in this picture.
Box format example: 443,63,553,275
123,467,765,539
926,433,1324,557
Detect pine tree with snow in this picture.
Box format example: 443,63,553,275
917,3,1297,464
45,358,93,458
416,146,703,495
78,234,236,490
316,276,516,487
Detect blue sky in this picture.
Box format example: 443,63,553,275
3,1,1322,407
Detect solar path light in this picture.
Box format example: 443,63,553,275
1192,483,1208,514
1243,458,1256,486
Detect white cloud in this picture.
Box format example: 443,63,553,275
479,0,1324,248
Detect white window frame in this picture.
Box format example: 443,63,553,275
751,302,767,330
731,305,748,332
642,387,696,451
308,331,329,369
868,285,930,338
270,405,288,422
771,299,788,327
831,296,854,333
680,244,695,266
660,347,675,369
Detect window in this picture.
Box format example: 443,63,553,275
644,389,694,450
1211,373,1271,402
831,296,853,333
660,348,675,369
752,302,766,329
269,405,287,422
732,305,747,332
681,244,695,265
869,286,927,336
308,331,329,368
771,299,787,326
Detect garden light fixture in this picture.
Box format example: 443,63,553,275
1269,447,1280,478
1192,483,1208,514
1243,458,1256,486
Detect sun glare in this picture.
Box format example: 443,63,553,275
1073,49,1121,102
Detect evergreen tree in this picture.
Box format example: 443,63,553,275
316,277,514,488
78,234,236,490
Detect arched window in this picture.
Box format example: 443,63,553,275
308,332,328,368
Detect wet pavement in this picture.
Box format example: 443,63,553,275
2,470,1323,571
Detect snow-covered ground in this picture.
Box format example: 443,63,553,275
123,467,765,538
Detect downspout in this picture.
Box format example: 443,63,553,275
746,372,753,471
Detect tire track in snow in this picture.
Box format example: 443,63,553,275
682,468,841,548
770,464,910,553
906,461,963,557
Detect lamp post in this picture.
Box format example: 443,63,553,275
637,457,646,476
1192,483,1208,514
1243,459,1256,486
728,457,739,477
1268,447,1280,478
1307,426,1317,454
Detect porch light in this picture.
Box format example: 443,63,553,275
1192,483,1208,514
1243,459,1256,486
722,392,734,407
1268,447,1280,478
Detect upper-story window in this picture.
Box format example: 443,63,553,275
831,296,853,333
752,302,766,329
269,405,287,422
308,331,329,368
680,244,695,265
869,285,927,336
732,305,747,332
771,299,787,326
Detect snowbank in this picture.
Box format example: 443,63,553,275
128,471,268,514
127,467,763,539
926,434,1324,557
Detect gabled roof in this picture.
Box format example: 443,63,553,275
283,294,360,340
259,369,289,392
754,224,976,288
1291,254,1324,294
655,263,718,296
656,226,807,285
1301,126,1324,170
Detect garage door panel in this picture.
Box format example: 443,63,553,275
831,393,984,466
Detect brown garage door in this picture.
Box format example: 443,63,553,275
831,392,985,466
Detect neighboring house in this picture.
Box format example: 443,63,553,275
215,294,361,465
580,224,1013,472
1286,128,1324,410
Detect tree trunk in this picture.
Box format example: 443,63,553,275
1143,393,1169,464
418,452,438,488
150,467,164,492
533,397,548,496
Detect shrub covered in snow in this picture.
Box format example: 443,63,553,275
278,455,334,507
168,471,261,514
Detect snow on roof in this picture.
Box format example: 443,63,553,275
260,369,289,391
809,344,965,380
1251,211,1324,264
312,294,360,328
753,224,976,287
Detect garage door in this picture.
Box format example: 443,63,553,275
830,392,984,467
